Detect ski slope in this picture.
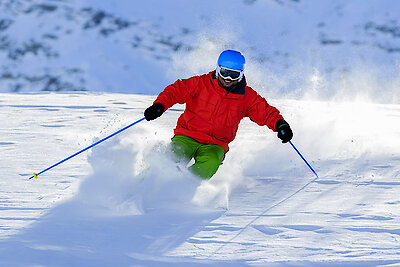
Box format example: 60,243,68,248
0,92,399,266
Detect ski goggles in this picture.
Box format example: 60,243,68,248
216,65,244,81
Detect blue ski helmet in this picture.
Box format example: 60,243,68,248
217,50,245,71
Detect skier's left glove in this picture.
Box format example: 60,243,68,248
275,119,293,143
144,103,165,121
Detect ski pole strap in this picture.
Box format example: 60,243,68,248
289,141,319,179
29,117,146,180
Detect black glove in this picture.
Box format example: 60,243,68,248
275,119,293,143
144,103,165,121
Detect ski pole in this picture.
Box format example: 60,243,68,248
29,117,146,180
289,140,319,178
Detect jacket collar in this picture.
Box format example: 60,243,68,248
211,71,246,95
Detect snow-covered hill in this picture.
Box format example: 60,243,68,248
1,0,399,103
0,93,399,265
1,0,400,265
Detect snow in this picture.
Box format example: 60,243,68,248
0,92,399,265
1,0,400,265
1,0,400,103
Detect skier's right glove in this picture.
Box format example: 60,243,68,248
275,119,293,143
144,103,165,121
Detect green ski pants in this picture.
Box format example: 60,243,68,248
170,135,225,179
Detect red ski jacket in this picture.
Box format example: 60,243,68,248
154,71,284,153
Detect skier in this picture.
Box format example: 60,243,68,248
144,49,293,179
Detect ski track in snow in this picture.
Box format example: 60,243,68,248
0,93,400,266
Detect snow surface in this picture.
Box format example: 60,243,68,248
1,0,400,266
0,92,400,266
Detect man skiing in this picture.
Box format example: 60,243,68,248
144,49,293,179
